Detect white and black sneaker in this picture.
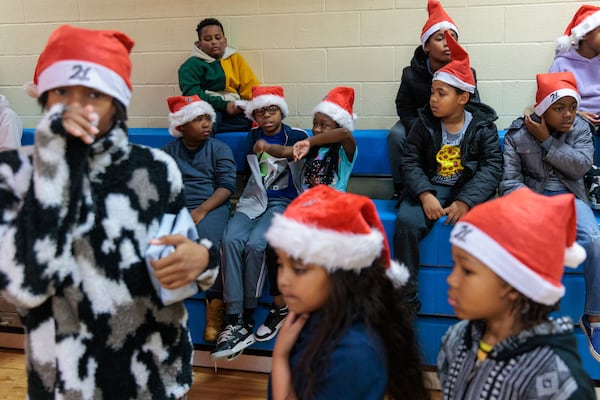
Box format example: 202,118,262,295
255,305,288,342
210,317,255,360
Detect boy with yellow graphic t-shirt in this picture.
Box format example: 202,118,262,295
393,32,503,316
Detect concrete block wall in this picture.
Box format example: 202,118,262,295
1,0,599,130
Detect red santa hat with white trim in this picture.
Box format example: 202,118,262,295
556,4,600,53
534,72,580,117
244,85,289,122
312,86,357,131
432,31,475,94
421,0,459,47
265,185,409,287
167,95,216,137
450,187,586,306
25,25,134,107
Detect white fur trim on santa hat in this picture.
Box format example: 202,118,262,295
572,10,600,45
433,71,475,94
312,100,356,131
451,221,566,305
556,10,600,53
35,60,132,107
265,213,384,272
244,94,289,122
534,88,580,116
168,101,216,137
421,21,459,47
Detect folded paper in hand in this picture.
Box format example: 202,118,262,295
145,208,199,305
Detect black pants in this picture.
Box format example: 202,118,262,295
266,244,281,297
214,112,252,134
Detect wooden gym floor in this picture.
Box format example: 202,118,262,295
0,347,445,400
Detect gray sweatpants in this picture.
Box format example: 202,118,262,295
220,197,290,315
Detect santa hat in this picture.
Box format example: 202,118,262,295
311,86,357,131
534,72,580,117
450,187,586,306
556,5,600,53
432,31,475,94
244,85,289,122
265,185,409,287
25,25,134,107
421,0,459,47
167,95,216,137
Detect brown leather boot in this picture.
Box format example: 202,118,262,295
204,298,225,342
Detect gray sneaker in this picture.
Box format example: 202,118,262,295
210,318,255,360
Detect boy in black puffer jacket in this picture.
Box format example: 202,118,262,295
393,32,502,316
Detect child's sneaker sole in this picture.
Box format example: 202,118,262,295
226,350,244,361
209,334,256,360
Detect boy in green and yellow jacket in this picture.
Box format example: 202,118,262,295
178,18,260,133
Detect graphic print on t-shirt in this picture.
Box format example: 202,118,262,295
432,144,464,185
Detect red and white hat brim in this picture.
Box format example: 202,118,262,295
450,221,575,305
534,88,580,116
35,60,132,107
572,10,600,43
265,213,384,272
433,71,475,94
168,101,216,137
244,94,289,122
312,100,355,131
421,21,459,47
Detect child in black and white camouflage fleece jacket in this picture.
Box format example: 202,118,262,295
0,25,217,399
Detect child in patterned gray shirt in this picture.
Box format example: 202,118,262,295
438,188,594,399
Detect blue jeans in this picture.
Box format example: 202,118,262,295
544,191,600,316
574,199,600,316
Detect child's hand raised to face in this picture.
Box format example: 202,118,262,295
524,114,550,142
60,103,100,144
273,311,309,359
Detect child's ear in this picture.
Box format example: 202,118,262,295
501,285,520,302
176,126,184,132
458,92,470,105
